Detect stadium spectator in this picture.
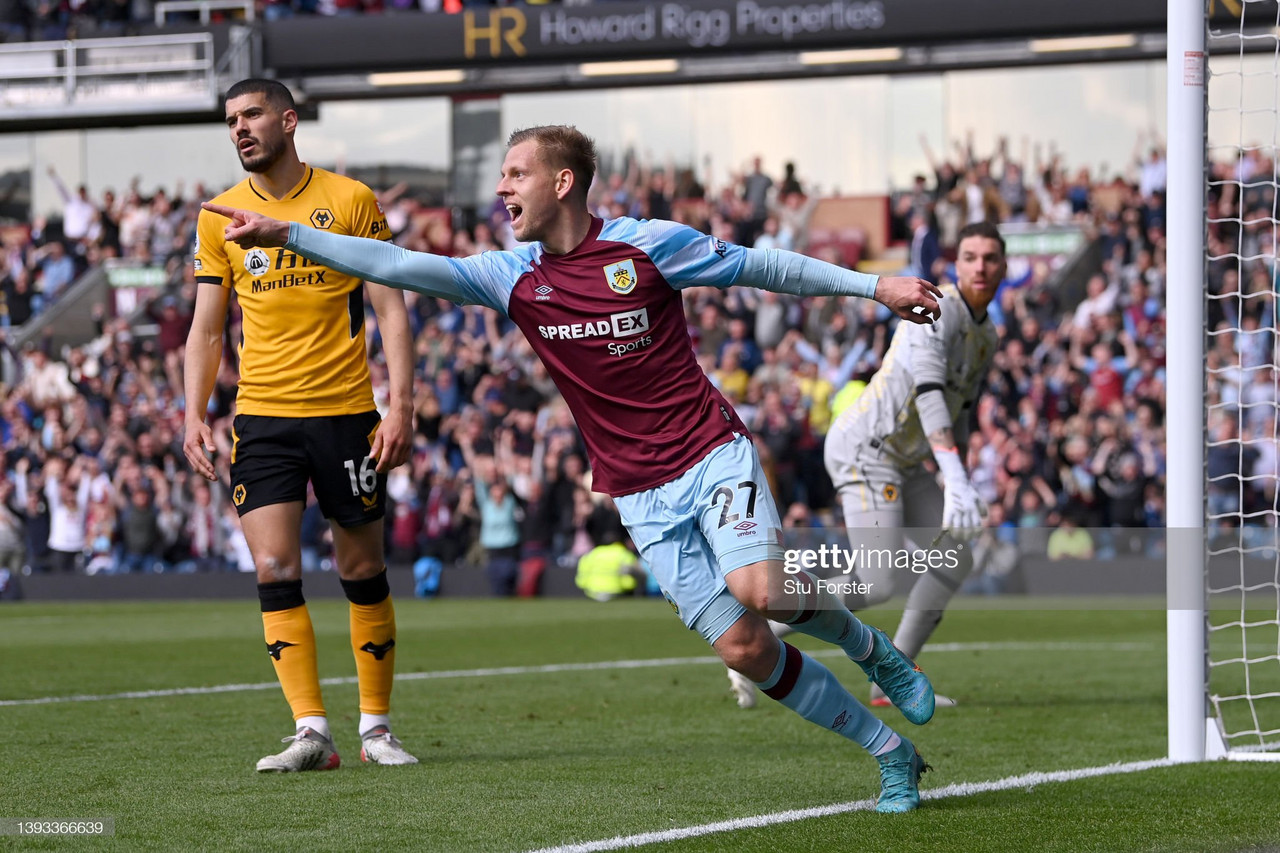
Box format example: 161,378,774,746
739,155,773,241
42,455,91,573
1136,135,1168,200
1,267,37,326
1047,512,1095,560
0,477,25,577
96,0,133,33
907,208,942,284
778,161,803,201
0,0,27,41
17,472,52,573
17,343,77,410
46,167,97,245
466,449,523,596
574,536,640,602
1072,273,1120,330
181,477,226,572
117,483,166,573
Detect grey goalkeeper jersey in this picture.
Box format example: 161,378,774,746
827,283,998,472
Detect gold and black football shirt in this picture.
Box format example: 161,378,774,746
194,166,392,417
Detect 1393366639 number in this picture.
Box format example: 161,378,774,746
2,819,114,835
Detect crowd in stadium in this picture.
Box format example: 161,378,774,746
0,129,1265,592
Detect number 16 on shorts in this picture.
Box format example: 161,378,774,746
344,457,377,496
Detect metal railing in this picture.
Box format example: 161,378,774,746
0,33,219,119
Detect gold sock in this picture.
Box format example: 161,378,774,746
350,596,396,715
262,605,325,720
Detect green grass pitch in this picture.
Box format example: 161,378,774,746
2,597,1278,852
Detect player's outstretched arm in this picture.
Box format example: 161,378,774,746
201,201,501,309
732,245,942,324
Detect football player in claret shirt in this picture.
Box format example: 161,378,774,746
184,79,418,772
204,125,943,811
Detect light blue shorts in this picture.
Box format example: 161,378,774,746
615,434,784,644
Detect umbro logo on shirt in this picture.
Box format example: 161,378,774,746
534,285,554,301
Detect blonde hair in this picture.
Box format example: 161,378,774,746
507,125,597,200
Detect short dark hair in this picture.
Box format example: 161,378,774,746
225,78,296,114
507,125,597,200
956,221,1006,256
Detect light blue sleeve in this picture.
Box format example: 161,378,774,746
599,217,877,298
286,223,535,316
737,247,879,299
599,217,746,290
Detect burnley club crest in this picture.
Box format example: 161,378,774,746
603,259,637,295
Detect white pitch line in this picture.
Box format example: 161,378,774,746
522,758,1176,853
0,641,1153,707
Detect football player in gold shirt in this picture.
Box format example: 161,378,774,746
184,78,417,772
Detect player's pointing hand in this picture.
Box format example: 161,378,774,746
874,276,944,324
201,202,292,249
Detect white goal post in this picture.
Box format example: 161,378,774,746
1172,0,1280,763
1166,0,1207,764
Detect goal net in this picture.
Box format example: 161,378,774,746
1204,0,1280,759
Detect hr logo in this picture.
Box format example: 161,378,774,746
463,9,527,58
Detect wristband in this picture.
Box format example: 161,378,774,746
933,446,967,482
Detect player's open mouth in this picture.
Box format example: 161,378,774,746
506,204,522,224
238,139,257,154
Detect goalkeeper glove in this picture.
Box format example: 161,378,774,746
934,447,987,541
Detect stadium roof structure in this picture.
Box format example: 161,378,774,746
0,0,1275,129
275,0,1277,101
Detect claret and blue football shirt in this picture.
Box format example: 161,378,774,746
285,215,881,496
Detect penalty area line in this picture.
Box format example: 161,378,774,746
521,758,1176,853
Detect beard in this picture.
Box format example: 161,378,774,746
237,135,287,173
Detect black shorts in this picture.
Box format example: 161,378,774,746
229,411,387,527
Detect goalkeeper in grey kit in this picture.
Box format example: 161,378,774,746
729,221,1004,709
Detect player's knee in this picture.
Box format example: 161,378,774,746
718,638,774,681
715,620,778,682
257,556,299,582
740,586,772,614
337,556,384,582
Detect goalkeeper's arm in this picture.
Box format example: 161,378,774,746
919,390,986,540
